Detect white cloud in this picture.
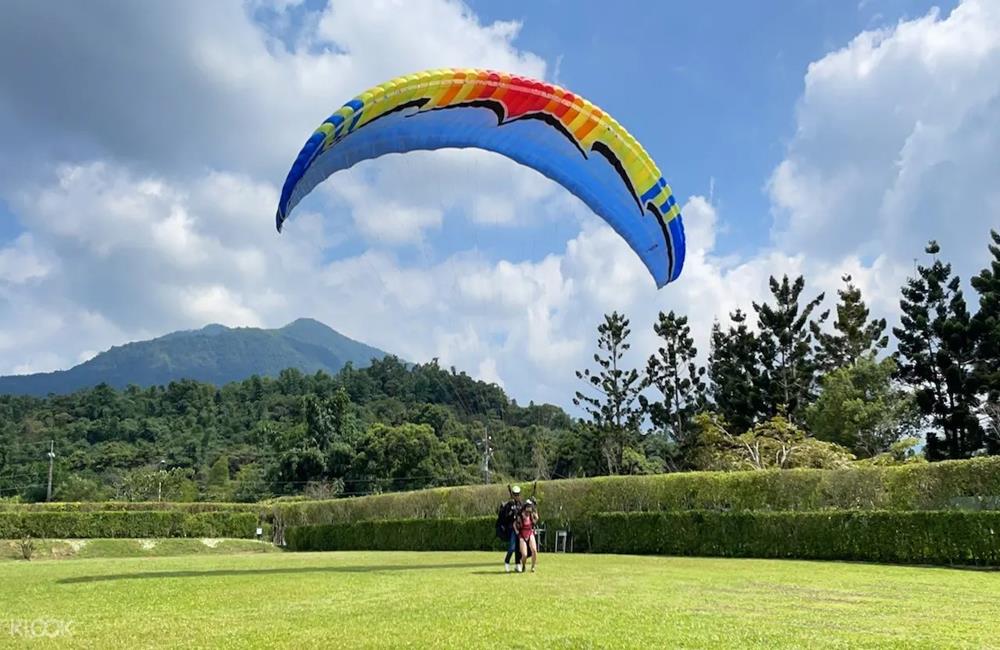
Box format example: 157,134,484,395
768,0,1000,285
322,149,561,245
1,0,997,417
0,234,52,285
0,0,544,187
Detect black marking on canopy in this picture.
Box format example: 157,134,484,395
592,141,643,214
359,97,431,128
424,99,590,160
508,112,589,160
646,201,674,280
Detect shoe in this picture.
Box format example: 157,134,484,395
516,564,523,573
504,563,510,573
531,567,536,573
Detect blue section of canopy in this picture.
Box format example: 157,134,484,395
277,104,684,287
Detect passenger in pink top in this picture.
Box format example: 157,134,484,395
514,499,539,573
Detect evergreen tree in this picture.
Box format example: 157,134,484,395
894,241,983,459
304,396,334,451
813,274,888,371
806,357,919,457
753,275,828,423
207,455,230,487
641,311,707,456
971,231,1000,403
970,230,1000,455
708,310,762,433
573,311,644,474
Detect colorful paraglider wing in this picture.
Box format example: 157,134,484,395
276,69,685,287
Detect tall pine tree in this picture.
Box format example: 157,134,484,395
753,275,829,423
574,311,644,474
708,309,762,433
971,229,1000,454
813,274,888,371
894,241,983,459
641,311,707,453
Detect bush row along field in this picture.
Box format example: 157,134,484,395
3,457,998,544
0,511,263,539
0,537,276,561
272,456,1000,532
285,510,1000,566
0,501,261,513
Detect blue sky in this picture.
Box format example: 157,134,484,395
285,0,958,270
469,0,957,259
0,0,996,410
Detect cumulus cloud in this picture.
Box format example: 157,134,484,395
0,234,52,285
768,0,1000,284
1,0,997,416
0,0,544,185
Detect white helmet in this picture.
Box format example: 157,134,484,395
511,485,521,495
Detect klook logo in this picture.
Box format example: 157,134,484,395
7,618,75,638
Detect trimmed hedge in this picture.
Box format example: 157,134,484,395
590,511,1000,566
0,511,262,539
285,511,1000,566
0,501,261,514
273,457,1000,532
286,517,503,553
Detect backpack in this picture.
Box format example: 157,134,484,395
495,503,507,540
495,500,518,540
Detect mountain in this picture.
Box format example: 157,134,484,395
0,318,390,397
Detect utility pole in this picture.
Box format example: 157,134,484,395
481,427,493,485
46,441,55,502
157,459,166,502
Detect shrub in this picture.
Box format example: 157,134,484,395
272,457,1000,531
286,510,1000,566
286,517,506,552
589,511,1000,566
0,501,262,514
19,535,34,561
0,511,262,539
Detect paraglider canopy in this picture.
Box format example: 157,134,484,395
276,68,685,287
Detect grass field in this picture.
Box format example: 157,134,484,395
2,550,998,648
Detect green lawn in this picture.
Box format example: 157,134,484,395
1,551,998,648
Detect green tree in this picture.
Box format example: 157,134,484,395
708,310,763,433
753,275,828,423
971,229,1000,454
354,423,463,492
689,413,854,471
641,310,707,460
894,241,983,459
274,446,326,493
573,312,645,474
231,464,268,503
813,274,888,372
53,475,113,502
115,467,197,502
205,454,232,500
207,455,230,487
806,357,920,457
856,437,927,466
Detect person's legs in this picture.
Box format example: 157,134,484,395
504,529,517,571
517,538,528,572
528,534,538,572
